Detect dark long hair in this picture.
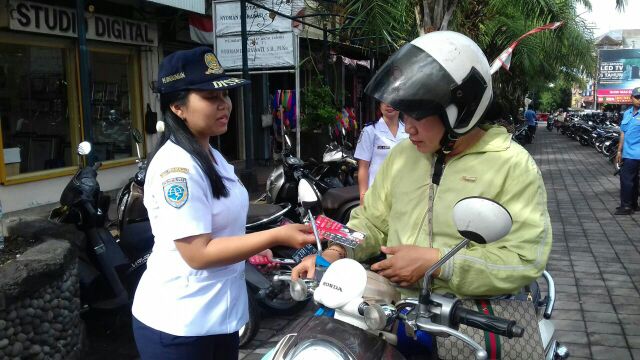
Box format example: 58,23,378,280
151,91,229,199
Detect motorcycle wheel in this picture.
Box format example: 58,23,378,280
258,281,310,316
239,291,260,348
579,138,589,146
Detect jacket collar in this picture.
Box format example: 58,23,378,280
460,125,511,156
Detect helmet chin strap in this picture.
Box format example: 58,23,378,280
432,130,458,186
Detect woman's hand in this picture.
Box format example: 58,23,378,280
271,224,316,249
370,246,440,287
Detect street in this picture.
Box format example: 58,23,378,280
239,126,640,360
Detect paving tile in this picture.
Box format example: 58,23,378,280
609,287,640,297
591,345,632,360
586,321,624,334
583,311,620,323
555,331,589,345
553,310,583,321
552,319,586,331
627,336,640,349
561,342,591,357
617,305,640,315
578,286,609,295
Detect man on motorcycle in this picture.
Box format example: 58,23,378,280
292,31,552,299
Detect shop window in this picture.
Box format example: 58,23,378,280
89,50,137,162
0,43,74,176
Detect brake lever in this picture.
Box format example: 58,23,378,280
416,317,488,360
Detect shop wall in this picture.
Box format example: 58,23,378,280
0,163,137,213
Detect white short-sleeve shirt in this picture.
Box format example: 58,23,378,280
354,118,409,187
132,141,249,336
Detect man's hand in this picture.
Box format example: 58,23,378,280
616,152,623,165
370,246,440,287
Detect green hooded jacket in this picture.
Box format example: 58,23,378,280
348,125,552,298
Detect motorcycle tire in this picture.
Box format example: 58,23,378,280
258,290,310,316
239,291,261,348
579,138,589,146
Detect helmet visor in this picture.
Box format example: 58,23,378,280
364,43,456,121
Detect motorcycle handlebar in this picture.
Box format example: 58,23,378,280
454,306,524,339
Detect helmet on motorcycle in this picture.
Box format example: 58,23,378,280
364,31,492,136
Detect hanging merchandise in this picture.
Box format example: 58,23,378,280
333,107,358,137
272,90,297,133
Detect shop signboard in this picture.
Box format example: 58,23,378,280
8,0,158,46
216,32,294,69
214,0,294,35
597,49,640,101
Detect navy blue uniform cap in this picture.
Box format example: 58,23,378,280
156,46,249,94
632,87,640,97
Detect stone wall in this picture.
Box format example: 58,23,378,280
0,239,83,360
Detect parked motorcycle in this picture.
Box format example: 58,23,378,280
262,180,569,360
50,141,152,311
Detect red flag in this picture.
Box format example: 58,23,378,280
490,21,563,74
189,14,213,45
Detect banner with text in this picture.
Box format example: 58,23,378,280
216,32,294,69
214,0,293,36
8,0,157,46
598,49,640,100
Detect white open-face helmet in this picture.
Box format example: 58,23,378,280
365,31,492,136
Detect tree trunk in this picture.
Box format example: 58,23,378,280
415,0,458,34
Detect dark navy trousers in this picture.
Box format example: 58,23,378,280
620,158,640,209
132,317,239,360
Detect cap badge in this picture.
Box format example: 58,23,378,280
204,53,224,75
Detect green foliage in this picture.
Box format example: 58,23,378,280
538,84,572,112
334,0,417,51
302,78,337,130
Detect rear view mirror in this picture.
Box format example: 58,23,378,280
453,197,512,244
298,178,320,208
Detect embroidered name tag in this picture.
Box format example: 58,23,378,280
160,167,189,178
462,176,477,182
376,145,391,150
163,177,189,208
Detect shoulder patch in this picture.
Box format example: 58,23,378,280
160,167,190,178
163,177,189,208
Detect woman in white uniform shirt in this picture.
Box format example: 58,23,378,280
354,102,409,203
131,47,315,360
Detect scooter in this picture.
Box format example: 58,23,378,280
262,180,569,360
50,141,152,310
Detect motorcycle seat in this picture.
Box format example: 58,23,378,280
322,185,359,210
247,203,287,225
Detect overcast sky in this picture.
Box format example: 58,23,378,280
577,0,640,37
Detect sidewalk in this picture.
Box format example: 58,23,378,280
239,126,640,360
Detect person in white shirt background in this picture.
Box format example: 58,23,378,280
354,102,409,203
130,47,315,360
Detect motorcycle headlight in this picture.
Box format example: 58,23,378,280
288,340,352,360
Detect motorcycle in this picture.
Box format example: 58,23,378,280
50,140,152,311
261,136,360,223
513,124,530,146
261,180,569,360
546,115,555,131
